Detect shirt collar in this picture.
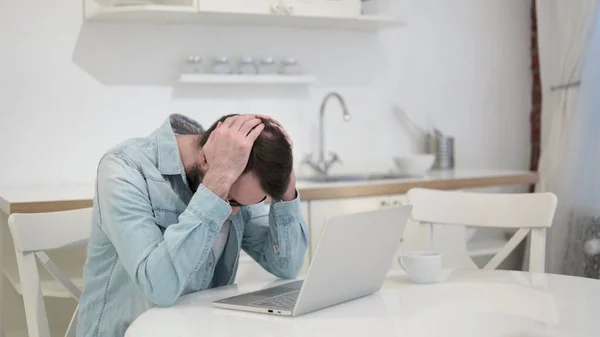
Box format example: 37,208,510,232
155,114,204,175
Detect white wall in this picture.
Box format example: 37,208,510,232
0,0,531,186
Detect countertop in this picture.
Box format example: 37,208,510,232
295,169,537,200
0,169,537,215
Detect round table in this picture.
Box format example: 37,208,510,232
125,269,600,337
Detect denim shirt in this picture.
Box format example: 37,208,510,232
76,115,309,337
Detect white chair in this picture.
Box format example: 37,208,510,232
404,188,557,272
8,208,93,337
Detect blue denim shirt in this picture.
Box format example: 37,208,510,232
76,115,309,337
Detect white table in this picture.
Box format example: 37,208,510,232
125,269,600,337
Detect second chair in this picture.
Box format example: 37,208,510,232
403,188,557,272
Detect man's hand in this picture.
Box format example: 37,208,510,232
202,115,264,200
255,115,297,201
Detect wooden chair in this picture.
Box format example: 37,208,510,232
404,188,557,272
8,208,93,337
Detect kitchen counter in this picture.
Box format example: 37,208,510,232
297,169,537,200
0,169,537,215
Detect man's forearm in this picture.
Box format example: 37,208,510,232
269,198,309,278
202,170,235,201
242,195,308,279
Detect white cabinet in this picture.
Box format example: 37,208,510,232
386,194,408,208
84,0,403,31
309,195,408,253
198,0,361,17
285,0,361,18
199,0,274,15
310,195,388,254
309,194,408,272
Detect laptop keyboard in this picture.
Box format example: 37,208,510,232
250,290,300,310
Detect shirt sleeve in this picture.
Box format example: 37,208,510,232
95,154,231,306
240,192,309,279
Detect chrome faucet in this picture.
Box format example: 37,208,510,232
303,92,351,176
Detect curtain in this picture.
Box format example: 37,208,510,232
535,0,600,276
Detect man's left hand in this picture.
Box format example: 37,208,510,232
255,115,297,201
282,170,297,201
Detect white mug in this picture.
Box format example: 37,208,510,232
399,251,443,284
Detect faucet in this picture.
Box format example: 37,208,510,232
303,92,351,176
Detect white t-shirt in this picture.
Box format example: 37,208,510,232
212,220,230,264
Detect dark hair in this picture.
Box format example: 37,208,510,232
198,114,293,199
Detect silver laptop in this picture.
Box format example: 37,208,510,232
213,205,412,316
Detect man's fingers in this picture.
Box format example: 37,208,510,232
257,115,284,131
231,115,256,130
254,114,281,128
269,120,293,147
205,121,222,146
222,116,237,128
254,114,272,121
252,114,292,146
239,118,262,136
206,130,216,146
272,122,286,134
252,114,284,130
246,123,265,143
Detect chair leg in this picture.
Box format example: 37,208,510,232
529,228,547,273
36,252,82,299
15,252,51,337
64,305,79,337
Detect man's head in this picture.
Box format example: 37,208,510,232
192,114,293,207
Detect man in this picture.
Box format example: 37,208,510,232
76,114,308,337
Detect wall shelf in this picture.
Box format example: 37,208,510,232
85,5,404,32
177,74,317,85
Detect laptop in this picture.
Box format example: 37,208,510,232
212,205,412,316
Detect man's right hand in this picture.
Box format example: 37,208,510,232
201,115,264,200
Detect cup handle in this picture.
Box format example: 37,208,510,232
398,256,406,271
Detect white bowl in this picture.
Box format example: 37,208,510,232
393,154,435,176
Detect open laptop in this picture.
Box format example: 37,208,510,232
213,205,412,316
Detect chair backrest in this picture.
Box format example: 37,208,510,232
405,188,557,273
8,207,93,337
9,207,93,254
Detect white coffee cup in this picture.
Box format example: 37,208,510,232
399,251,443,284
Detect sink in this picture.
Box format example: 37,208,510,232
298,173,420,183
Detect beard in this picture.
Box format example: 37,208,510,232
186,163,205,193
